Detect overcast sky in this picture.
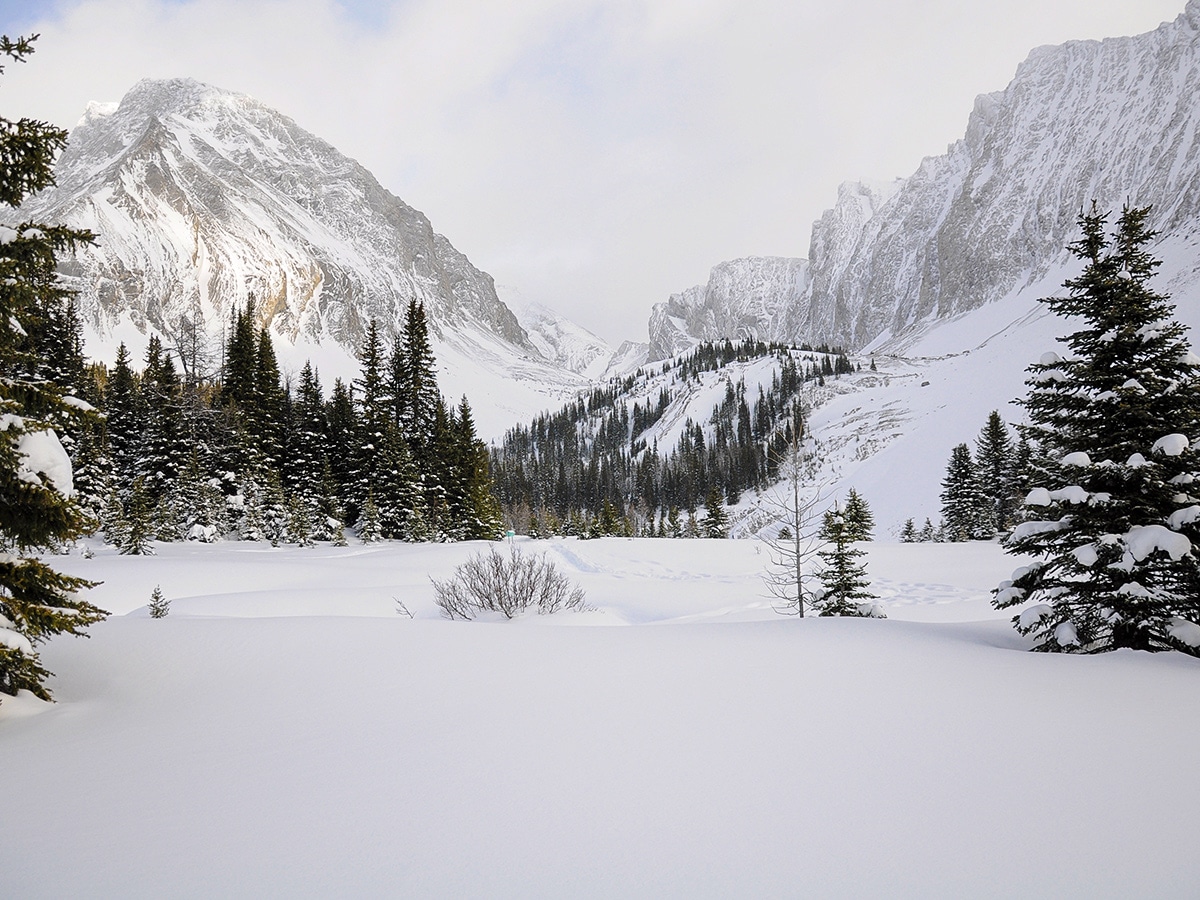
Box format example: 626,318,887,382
0,0,1186,345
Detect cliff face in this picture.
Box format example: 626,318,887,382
650,2,1200,356
648,256,810,360
24,77,534,357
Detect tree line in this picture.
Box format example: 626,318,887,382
62,297,503,552
490,340,855,537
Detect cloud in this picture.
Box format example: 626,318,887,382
0,0,1186,344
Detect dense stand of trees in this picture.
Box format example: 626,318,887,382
61,298,503,550
491,340,854,536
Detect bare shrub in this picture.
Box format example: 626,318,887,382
432,546,586,620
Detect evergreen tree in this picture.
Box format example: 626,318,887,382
996,206,1200,654
100,488,127,548
813,505,882,617
237,475,268,542
119,477,154,555
324,377,357,517
221,298,258,413
148,585,170,619
104,342,141,485
287,362,328,499
841,488,874,541
253,326,286,466
68,421,110,529
260,470,288,546
899,518,917,542
975,411,1017,535
453,397,503,540
358,490,382,543
399,300,439,451
940,443,987,541
138,336,185,503
597,499,621,536
286,494,314,547
701,486,729,538
0,33,109,700
375,422,422,540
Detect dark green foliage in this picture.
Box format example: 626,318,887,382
822,488,873,542
975,411,1018,535
148,585,169,619
995,206,1200,655
842,488,874,541
941,443,987,541
358,491,382,543
0,34,106,701
81,296,502,548
701,486,729,538
813,505,881,617
119,477,154,555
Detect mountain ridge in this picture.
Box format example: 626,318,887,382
18,76,592,438
647,2,1200,358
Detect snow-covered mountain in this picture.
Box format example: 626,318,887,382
649,2,1200,356
20,78,586,438
511,299,625,381
647,256,811,362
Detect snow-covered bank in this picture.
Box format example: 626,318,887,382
1,539,1197,897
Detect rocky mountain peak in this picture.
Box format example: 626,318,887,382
25,77,535,362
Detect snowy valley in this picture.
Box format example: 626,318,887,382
3,3,1200,898
4,538,1200,897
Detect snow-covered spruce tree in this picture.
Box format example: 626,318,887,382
358,490,382,543
119,477,154,555
975,411,1017,535
148,586,170,619
940,443,987,541
0,34,107,702
995,206,1200,654
812,505,883,618
899,518,918,542
841,488,874,541
701,486,729,538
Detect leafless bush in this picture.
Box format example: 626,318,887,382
432,546,587,620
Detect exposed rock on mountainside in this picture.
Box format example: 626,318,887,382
648,256,810,361
23,77,534,359
649,2,1200,357
512,300,617,380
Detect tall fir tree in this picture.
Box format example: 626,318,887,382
813,505,882,617
941,443,987,542
324,377,357,518
701,485,729,538
0,34,107,701
975,411,1017,536
841,488,874,541
454,396,503,540
138,336,185,504
996,206,1200,654
399,300,439,452
104,342,141,486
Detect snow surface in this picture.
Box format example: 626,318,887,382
2,537,1198,897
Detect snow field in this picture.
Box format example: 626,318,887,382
1,538,1198,897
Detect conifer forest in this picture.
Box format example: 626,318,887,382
54,297,504,551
